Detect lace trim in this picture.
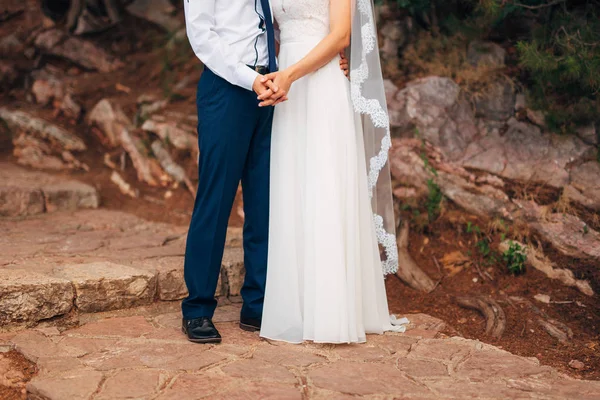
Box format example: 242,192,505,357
350,2,398,275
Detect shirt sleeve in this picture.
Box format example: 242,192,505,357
183,0,259,91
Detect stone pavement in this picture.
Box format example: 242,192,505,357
0,208,243,328
1,303,599,400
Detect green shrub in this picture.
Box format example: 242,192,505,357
502,241,527,275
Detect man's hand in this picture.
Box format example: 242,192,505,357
257,70,293,107
339,51,349,79
253,75,287,107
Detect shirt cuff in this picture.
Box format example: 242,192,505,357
236,64,260,91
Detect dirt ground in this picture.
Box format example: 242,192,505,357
388,204,600,381
0,351,37,400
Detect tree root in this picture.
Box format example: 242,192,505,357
457,296,506,339
537,319,572,344
395,221,437,292
509,296,573,344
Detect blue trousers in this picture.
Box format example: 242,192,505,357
182,68,273,320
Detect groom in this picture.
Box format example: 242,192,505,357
181,0,348,343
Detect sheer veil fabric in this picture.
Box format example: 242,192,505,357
349,0,398,276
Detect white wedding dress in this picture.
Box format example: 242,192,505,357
260,0,404,344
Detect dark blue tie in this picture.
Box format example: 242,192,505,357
260,0,278,72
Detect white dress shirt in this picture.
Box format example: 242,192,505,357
184,0,270,91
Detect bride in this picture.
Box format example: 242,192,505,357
259,0,407,343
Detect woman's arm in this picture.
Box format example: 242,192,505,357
258,0,351,106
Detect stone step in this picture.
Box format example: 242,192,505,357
0,249,245,328
0,162,99,217
0,208,245,328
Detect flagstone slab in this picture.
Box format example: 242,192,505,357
96,369,165,400
53,262,157,312
212,381,303,400
63,315,155,338
308,361,430,396
154,374,235,400
26,369,104,400
10,330,86,363
222,359,297,384
252,344,327,367
81,341,227,371
0,269,73,326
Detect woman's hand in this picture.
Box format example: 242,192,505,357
257,69,294,107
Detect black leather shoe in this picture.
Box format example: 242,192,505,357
182,317,222,344
239,315,261,332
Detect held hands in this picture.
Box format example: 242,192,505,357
253,51,349,107
257,70,293,107
252,74,289,107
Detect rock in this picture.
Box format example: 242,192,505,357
120,129,158,186
137,97,168,119
569,161,600,210
134,257,187,301
142,119,198,152
11,133,88,171
0,269,73,326
534,294,551,304
31,76,65,105
12,134,67,170
576,124,598,145
389,139,514,218
456,347,550,380
10,330,85,362
35,29,123,72
0,33,24,56
515,93,526,111
569,359,585,370
127,0,182,32
0,162,98,216
60,93,83,119
53,262,157,313
467,40,506,67
72,8,119,36
379,18,410,78
222,359,297,384
437,171,514,218
42,181,99,212
0,108,86,151
222,247,245,296
526,108,546,127
390,76,478,160
0,61,18,89
474,79,515,121
87,99,131,147
27,369,104,400
165,29,187,51
461,118,591,188
96,369,162,400
309,361,427,396
0,186,45,217
65,315,155,338
514,201,600,261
